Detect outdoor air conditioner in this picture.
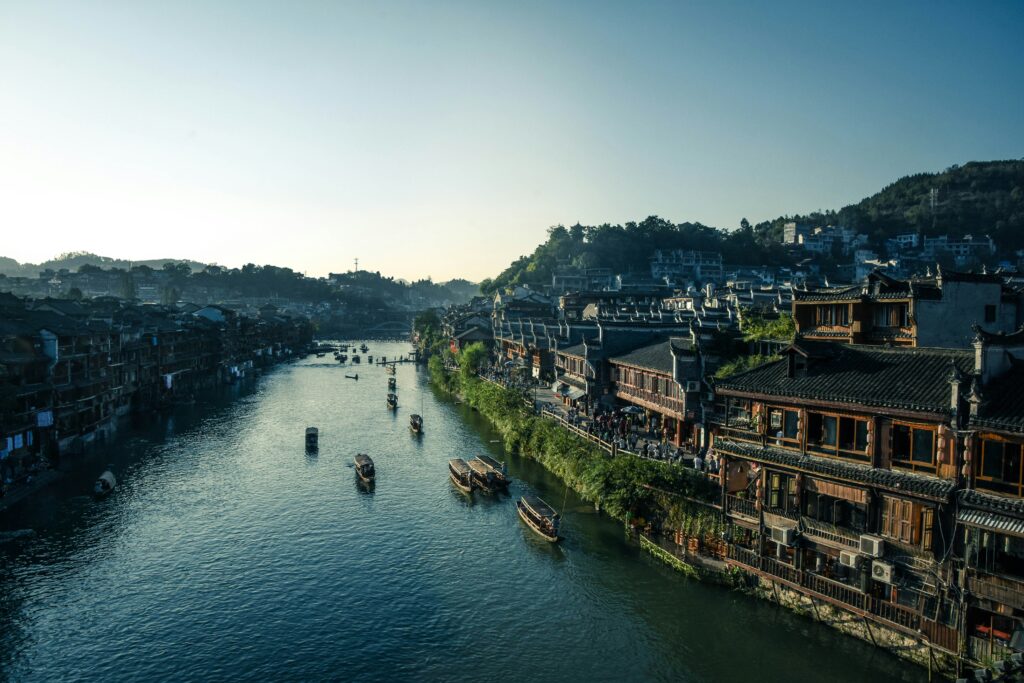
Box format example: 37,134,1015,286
859,534,885,557
839,550,861,569
770,526,795,546
871,560,895,584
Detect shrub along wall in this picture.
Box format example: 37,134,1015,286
431,361,720,533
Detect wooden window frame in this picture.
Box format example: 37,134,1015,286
977,436,1024,497
891,421,937,473
880,495,934,551
805,410,870,462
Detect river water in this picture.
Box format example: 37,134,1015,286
0,342,926,682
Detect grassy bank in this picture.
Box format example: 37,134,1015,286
429,357,720,535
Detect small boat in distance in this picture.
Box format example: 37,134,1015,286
410,414,423,433
470,456,509,490
354,454,375,483
94,469,116,496
345,374,359,380
352,355,361,363
517,495,560,542
360,343,369,352
387,377,397,391
367,355,373,364
448,458,474,493
386,392,398,410
305,427,319,451
386,365,396,375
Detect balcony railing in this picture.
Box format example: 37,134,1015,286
727,545,960,653
800,516,861,550
613,386,685,416
967,569,1024,611
726,494,758,520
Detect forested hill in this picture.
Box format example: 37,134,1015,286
757,160,1024,249
0,252,208,277
481,160,1024,295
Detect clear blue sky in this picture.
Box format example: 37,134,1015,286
1,1,1022,281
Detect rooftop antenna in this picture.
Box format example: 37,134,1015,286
354,257,359,273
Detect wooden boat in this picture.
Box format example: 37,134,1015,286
386,365,396,375
316,352,325,358
337,354,347,362
94,469,116,496
354,454,375,483
352,355,361,363
473,455,510,489
360,344,369,352
387,377,397,391
448,458,474,493
305,426,319,451
345,373,359,380
467,457,502,492
517,495,560,542
410,414,423,433
367,355,373,364
386,392,398,410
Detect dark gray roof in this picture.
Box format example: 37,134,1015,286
714,438,955,500
608,337,695,375
716,339,972,414
959,489,1024,517
971,363,1024,433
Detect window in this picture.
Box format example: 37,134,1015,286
985,305,997,324
978,439,1024,497
768,472,799,513
872,303,910,328
727,399,754,430
767,407,800,445
804,492,868,532
816,304,849,327
880,496,935,551
891,423,936,472
807,412,870,461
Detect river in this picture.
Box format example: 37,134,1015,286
0,342,927,682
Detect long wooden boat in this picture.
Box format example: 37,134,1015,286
352,355,361,363
387,392,398,410
387,377,397,391
410,414,423,433
467,457,502,492
517,495,560,542
305,426,319,451
354,454,375,483
386,365,396,375
476,455,510,488
360,344,369,352
448,458,474,493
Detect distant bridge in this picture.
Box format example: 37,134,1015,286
362,320,413,335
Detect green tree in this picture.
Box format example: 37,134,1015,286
459,342,488,382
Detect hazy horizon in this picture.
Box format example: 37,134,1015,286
2,1,1022,281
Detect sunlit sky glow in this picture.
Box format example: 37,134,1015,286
1,1,1022,281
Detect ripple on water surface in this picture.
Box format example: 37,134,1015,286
1,342,927,682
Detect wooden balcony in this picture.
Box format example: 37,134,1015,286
726,494,758,520
800,516,861,550
727,545,960,653
967,569,1024,611
612,386,685,418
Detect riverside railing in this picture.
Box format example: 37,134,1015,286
726,545,960,653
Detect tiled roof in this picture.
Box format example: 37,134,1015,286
971,363,1024,432
716,339,971,414
609,337,695,375
714,438,955,500
959,489,1024,517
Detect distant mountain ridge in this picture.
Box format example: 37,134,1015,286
0,252,208,278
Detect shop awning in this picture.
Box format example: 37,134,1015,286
805,477,868,505
958,508,1024,538
565,387,586,400
550,381,569,396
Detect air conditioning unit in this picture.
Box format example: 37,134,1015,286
770,526,795,546
839,550,861,569
871,560,895,584
860,534,885,557
685,381,700,392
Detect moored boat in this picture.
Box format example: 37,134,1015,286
367,355,373,364
94,469,116,496
352,355,361,363
360,344,369,352
471,455,510,489
354,454,375,483
467,457,502,492
448,458,474,493
305,426,319,451
517,494,560,542
410,414,423,433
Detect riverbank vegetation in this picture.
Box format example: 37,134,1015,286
426,344,721,537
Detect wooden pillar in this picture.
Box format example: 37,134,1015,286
675,418,683,447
